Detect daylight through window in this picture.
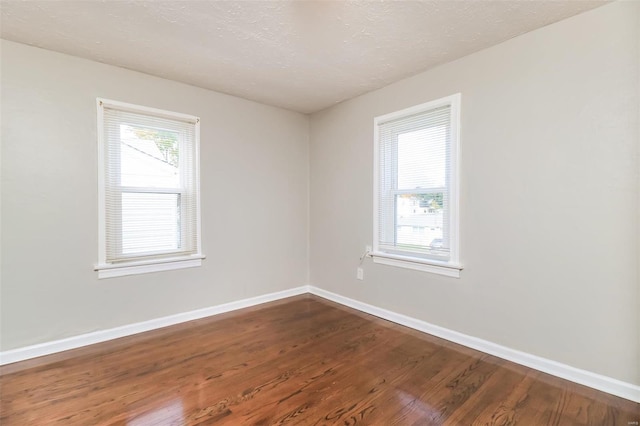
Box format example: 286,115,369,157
95,99,203,278
373,94,461,277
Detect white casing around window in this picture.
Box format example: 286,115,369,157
95,98,204,278
373,94,461,277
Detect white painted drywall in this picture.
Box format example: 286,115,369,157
0,40,309,350
309,1,639,385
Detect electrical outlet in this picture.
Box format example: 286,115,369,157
356,267,364,280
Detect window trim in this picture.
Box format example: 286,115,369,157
95,98,204,279
372,94,462,277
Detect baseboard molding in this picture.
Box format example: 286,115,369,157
308,286,640,403
0,286,308,366
2,284,637,403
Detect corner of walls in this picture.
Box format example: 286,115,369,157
636,0,640,388
306,114,312,288
3,282,638,403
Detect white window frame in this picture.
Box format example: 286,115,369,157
373,94,462,278
95,98,204,279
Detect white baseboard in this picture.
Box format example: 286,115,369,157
308,286,640,403
2,284,637,403
0,286,308,366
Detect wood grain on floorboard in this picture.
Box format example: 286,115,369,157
1,294,638,425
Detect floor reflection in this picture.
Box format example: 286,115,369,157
128,397,184,426
397,389,440,420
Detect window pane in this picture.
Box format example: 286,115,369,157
397,126,446,190
122,192,180,255
396,193,447,253
120,125,180,188
375,95,459,267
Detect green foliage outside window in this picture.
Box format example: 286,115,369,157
133,128,179,167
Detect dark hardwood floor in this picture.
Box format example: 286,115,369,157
1,294,638,425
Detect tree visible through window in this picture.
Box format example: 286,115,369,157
373,94,461,276
95,99,203,278
132,128,180,167
119,124,181,255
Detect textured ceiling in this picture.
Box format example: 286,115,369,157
1,1,607,113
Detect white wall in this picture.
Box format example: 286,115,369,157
0,40,309,350
310,1,639,385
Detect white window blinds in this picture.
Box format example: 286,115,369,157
374,94,460,272
96,99,202,277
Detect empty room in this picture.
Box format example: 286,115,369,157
1,0,639,424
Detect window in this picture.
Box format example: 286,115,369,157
95,99,204,278
373,94,461,277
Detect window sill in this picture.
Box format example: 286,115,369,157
372,252,462,278
95,254,205,279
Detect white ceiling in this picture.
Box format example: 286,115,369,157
1,1,607,114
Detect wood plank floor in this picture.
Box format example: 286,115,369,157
1,295,638,425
